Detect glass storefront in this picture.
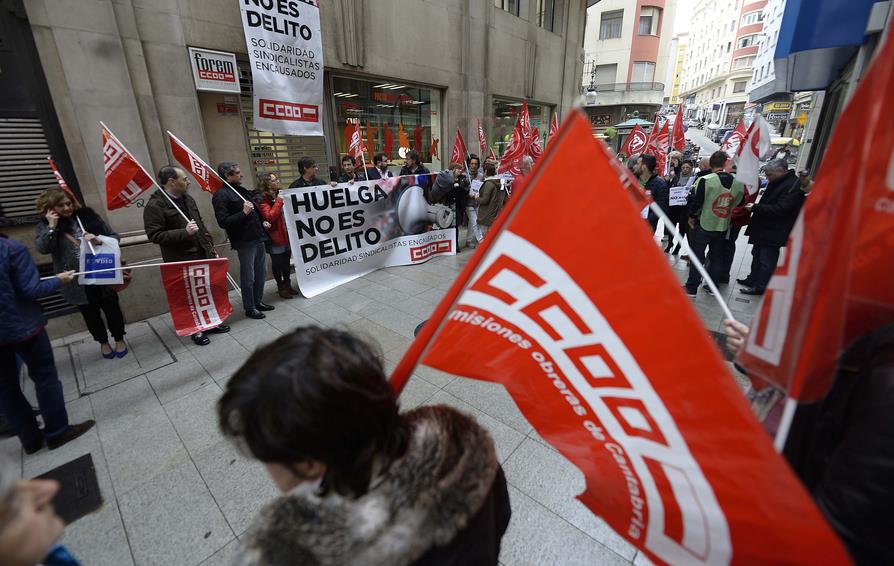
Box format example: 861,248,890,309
488,98,553,158
330,75,442,171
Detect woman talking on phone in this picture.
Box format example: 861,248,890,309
35,188,128,359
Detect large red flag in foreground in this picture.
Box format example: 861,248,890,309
102,123,154,210
737,34,894,402
161,259,233,337
167,132,224,195
450,128,468,166
391,110,849,565
670,106,685,151
620,124,649,156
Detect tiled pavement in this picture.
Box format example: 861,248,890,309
2,228,761,566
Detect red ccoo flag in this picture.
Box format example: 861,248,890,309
390,109,851,566
167,131,224,195
620,124,649,156
102,123,154,210
347,121,367,168
47,156,79,206
670,105,685,151
161,258,233,337
645,119,669,175
477,118,497,161
450,128,468,166
738,32,894,402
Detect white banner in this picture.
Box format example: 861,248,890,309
239,0,324,136
282,179,457,297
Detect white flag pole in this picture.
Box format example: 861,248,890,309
166,130,247,203
74,216,97,255
101,122,191,224
773,396,798,452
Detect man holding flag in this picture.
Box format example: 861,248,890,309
143,166,230,345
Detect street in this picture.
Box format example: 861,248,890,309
684,127,720,157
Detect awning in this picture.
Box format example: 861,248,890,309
774,0,877,91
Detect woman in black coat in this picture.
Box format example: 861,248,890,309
35,188,127,359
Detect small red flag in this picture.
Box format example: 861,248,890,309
383,123,394,157
167,132,224,195
102,123,154,210
620,124,649,156
670,105,685,151
477,118,497,161
547,113,559,146
47,156,79,206
347,121,367,167
738,32,894,402
390,109,850,566
161,258,233,336
450,128,468,166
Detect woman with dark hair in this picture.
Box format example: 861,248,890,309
218,327,511,565
257,173,297,300
34,188,127,359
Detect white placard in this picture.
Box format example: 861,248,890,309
670,186,690,207
188,47,240,94
239,0,324,136
469,179,483,198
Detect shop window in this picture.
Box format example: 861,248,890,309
599,10,623,39
733,80,747,93
330,76,443,172
489,98,552,158
495,0,520,17
638,7,661,36
536,0,555,31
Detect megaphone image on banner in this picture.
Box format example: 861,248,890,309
394,185,454,235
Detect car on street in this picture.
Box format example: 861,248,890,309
712,126,734,144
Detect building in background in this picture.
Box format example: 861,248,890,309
666,32,689,107
680,0,767,128
1,0,587,336
581,0,679,133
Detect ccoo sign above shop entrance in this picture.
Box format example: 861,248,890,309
188,47,240,94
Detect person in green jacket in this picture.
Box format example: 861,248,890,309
476,160,507,236
683,151,744,297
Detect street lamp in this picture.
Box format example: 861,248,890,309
585,87,598,107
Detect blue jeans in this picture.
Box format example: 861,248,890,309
0,329,69,448
236,241,268,311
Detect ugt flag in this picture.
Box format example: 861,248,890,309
161,259,233,336
390,110,849,566
621,124,649,157
102,123,154,210
450,128,468,166
167,131,224,194
738,31,894,402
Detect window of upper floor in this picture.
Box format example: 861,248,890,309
495,0,520,17
741,11,764,26
737,34,759,49
599,9,623,39
638,6,661,36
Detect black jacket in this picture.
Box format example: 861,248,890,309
745,170,804,247
785,324,894,565
366,167,393,180
143,190,214,262
399,164,432,190
645,174,670,226
289,175,327,189
212,183,268,249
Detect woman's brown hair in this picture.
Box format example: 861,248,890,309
35,188,78,214
257,173,279,202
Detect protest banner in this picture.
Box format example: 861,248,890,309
282,177,457,297
390,110,851,566
160,258,233,336
239,0,324,136
669,186,689,207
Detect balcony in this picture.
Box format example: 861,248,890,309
580,82,666,106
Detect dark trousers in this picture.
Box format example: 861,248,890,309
748,244,781,291
0,329,69,448
665,206,688,250
685,225,726,292
77,286,126,343
236,241,267,311
269,250,292,284
715,226,741,284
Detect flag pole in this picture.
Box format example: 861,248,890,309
166,131,248,203
75,216,97,255
648,201,738,322
773,396,798,452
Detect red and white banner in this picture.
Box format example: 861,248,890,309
167,131,224,195
161,259,233,336
47,156,79,205
621,124,649,157
720,119,747,157
738,33,894,402
450,128,468,166
734,115,770,195
391,110,850,565
670,106,685,151
102,123,154,210
239,0,324,136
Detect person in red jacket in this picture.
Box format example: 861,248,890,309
257,174,298,300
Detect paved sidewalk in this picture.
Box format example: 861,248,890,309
2,229,760,566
